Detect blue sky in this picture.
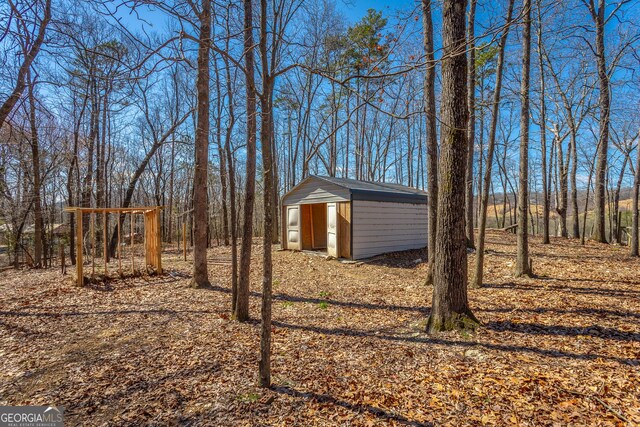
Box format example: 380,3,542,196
340,0,406,21
114,0,412,33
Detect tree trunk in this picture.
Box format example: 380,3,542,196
213,56,230,247
570,131,580,238
536,0,550,244
553,126,569,238
465,0,477,249
222,41,239,312
515,0,532,277
592,0,609,243
258,0,274,388
168,138,176,244
612,156,627,244
234,0,258,321
270,97,280,245
27,71,43,268
472,0,514,288
427,0,478,333
422,0,438,286
68,90,87,265
81,78,99,235
631,134,640,256
191,0,211,288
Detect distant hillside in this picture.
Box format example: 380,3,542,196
485,187,635,217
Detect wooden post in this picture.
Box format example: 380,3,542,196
155,208,162,274
76,210,83,286
131,213,135,274
103,211,108,275
183,222,187,261
117,210,122,274
143,212,148,268
91,213,95,278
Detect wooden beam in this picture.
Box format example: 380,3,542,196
91,213,95,279
103,211,108,275
143,212,148,268
131,213,135,274
117,210,122,274
155,208,162,274
76,210,83,286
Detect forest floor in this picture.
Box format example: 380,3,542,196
0,230,638,426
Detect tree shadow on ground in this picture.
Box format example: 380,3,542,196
482,249,619,261
272,321,638,366
272,385,434,427
0,319,47,337
484,239,517,247
59,360,220,426
479,306,640,320
207,284,429,314
0,307,222,319
482,282,640,298
536,275,640,287
356,248,428,269
483,320,640,342
537,252,632,261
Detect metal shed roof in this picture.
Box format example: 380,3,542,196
284,175,428,205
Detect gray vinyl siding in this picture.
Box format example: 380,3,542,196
282,179,350,205
351,200,428,259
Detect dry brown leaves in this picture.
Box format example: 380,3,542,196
0,231,638,426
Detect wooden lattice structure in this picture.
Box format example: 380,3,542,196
64,207,163,286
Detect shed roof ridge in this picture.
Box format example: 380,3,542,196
311,175,427,195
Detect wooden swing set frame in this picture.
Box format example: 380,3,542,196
64,206,164,286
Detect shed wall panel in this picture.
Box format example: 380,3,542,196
338,202,351,258
282,180,350,205
352,200,428,259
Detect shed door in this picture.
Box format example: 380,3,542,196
327,202,338,257
287,206,301,250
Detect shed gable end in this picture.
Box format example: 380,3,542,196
282,178,350,205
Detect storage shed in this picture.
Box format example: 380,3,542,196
281,175,428,260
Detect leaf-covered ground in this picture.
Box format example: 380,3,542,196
0,230,638,426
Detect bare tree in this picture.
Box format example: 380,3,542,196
631,133,640,256
27,70,44,267
580,0,613,243
535,0,549,244
472,0,515,288
465,0,477,249
515,0,533,277
191,0,212,288
427,0,478,333
234,0,258,321
258,0,274,388
0,0,51,129
221,11,239,313
544,48,592,240
422,0,438,286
